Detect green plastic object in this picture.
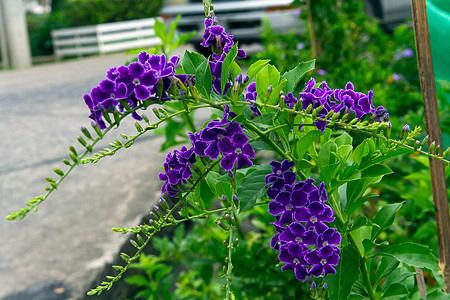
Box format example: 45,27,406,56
427,0,450,82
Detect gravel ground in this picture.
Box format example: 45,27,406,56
0,49,205,299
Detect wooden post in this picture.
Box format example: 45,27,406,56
411,0,450,292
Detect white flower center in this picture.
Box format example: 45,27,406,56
110,93,116,99
295,237,302,243
320,259,327,265
310,216,318,223
235,148,242,155
276,170,282,175
322,241,329,246
133,78,140,85
286,204,293,211
293,258,300,264
218,134,224,139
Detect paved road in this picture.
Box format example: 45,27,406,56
0,51,203,299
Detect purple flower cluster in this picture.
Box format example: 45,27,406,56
201,17,246,96
284,78,388,133
244,82,261,117
266,160,341,281
159,106,255,196
84,52,187,129
159,146,196,197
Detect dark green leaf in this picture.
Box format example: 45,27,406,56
350,226,372,256
345,176,383,215
362,239,388,256
353,140,371,165
237,168,271,212
375,242,441,284
318,141,338,168
374,257,400,288
382,283,409,299
181,50,206,75
371,202,403,240
360,147,412,171
326,245,360,300
281,59,316,93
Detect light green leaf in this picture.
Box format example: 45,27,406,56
268,79,287,105
196,59,212,98
256,64,280,101
125,275,150,287
237,167,271,212
296,130,322,158
230,61,242,81
221,44,238,95
353,140,371,166
317,140,338,168
361,164,393,178
246,59,270,85
154,18,167,42
326,245,360,300
335,132,353,147
350,225,372,256
281,59,316,93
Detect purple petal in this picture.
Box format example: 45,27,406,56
218,136,235,154
134,85,150,100
128,62,145,78
220,153,237,171
236,154,252,169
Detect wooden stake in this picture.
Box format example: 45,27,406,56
411,0,450,292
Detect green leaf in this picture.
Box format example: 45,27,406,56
345,176,383,215
360,147,412,171
317,140,338,168
196,59,212,98
256,64,280,101
350,226,372,256
335,132,353,147
326,245,360,300
153,18,167,42
374,257,400,288
230,61,242,81
362,239,388,256
353,140,371,166
205,171,220,192
281,59,316,93
221,44,238,95
246,59,270,85
319,163,341,185
268,79,287,105
296,130,322,158
237,167,272,212
168,15,181,45
382,283,409,299
181,50,206,75
375,242,442,284
125,274,150,287
361,164,392,178
371,202,403,240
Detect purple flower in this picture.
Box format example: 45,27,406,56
296,42,305,50
402,48,413,58
266,161,342,281
201,17,246,60
317,69,327,76
210,60,232,96
305,246,340,277
159,146,196,197
245,82,261,117
265,160,297,199
279,247,310,281
121,62,158,100
218,131,255,171
392,73,404,81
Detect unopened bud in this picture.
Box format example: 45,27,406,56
311,282,317,291
217,220,229,231
312,105,324,119
421,135,429,146
414,140,420,151
401,124,410,139
243,75,249,84
322,283,327,291
443,147,450,157
435,145,441,155
428,141,436,154
386,121,392,138
383,113,390,122
325,110,334,119
80,126,93,140
159,198,169,210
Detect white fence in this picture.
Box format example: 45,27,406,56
51,18,162,59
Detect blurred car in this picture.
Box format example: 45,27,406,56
161,0,412,49
161,0,301,46
364,0,412,31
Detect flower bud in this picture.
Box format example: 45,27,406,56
401,124,410,139
421,135,429,146
435,145,441,155
383,113,390,122
386,121,392,138
443,147,450,157
311,282,317,291
312,105,324,119
159,197,169,210
217,220,229,231
80,126,93,140
305,103,314,114
414,140,420,151
322,283,327,291
428,141,436,154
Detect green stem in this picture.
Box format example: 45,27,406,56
225,226,234,300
